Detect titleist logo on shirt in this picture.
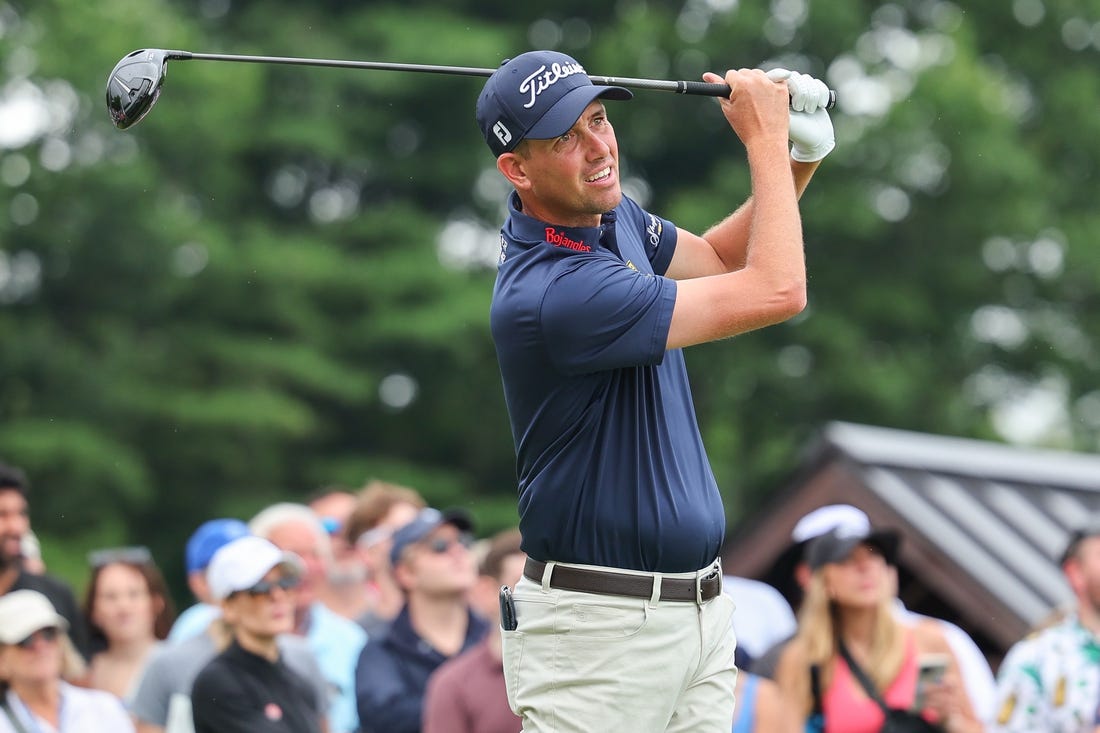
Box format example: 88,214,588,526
520,62,586,109
545,227,590,252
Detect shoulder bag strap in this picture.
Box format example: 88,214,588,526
804,663,826,733
0,695,32,733
810,663,823,716
837,639,892,715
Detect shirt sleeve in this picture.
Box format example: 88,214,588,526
63,687,135,733
39,574,91,660
939,620,997,723
990,639,1048,733
354,641,423,733
422,663,470,733
57,583,91,660
281,637,331,721
98,694,137,733
128,648,171,725
540,255,676,375
616,196,677,275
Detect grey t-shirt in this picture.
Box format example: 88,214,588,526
130,630,327,732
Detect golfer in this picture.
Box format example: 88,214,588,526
475,50,834,731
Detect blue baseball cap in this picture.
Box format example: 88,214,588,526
476,50,632,157
185,518,250,574
389,507,474,566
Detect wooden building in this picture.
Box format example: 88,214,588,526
721,421,1100,669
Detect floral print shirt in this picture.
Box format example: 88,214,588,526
992,613,1100,733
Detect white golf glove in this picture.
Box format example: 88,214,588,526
766,68,831,113
787,108,835,162
766,68,836,162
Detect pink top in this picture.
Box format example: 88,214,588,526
822,634,934,733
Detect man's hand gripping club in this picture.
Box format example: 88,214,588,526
766,68,835,163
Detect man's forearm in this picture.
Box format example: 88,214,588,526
701,157,821,273
741,141,804,292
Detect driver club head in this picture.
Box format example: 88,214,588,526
106,49,169,130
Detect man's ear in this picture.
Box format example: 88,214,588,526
1065,558,1085,596
794,562,812,591
497,152,531,191
220,598,239,626
393,559,415,593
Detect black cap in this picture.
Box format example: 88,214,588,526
0,461,28,496
1060,517,1100,566
804,526,901,570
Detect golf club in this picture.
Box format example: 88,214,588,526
106,48,837,130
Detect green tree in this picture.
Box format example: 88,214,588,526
2,0,1098,595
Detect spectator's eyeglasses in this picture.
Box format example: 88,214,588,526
238,575,301,598
424,534,474,555
87,545,153,568
15,627,60,650
357,526,395,550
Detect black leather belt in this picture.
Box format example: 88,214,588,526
524,558,722,603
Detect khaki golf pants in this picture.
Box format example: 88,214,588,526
502,560,738,732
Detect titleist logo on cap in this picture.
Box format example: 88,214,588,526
520,62,586,109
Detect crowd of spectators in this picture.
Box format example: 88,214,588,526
2,457,1098,732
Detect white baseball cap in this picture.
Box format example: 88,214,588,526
0,589,68,645
791,504,871,544
206,535,304,601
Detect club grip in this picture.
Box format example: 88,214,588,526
680,80,837,110
678,80,738,96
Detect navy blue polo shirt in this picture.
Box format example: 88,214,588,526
491,191,724,573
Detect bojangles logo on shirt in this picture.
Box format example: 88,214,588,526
544,227,591,252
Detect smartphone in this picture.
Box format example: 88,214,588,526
913,654,949,710
499,585,518,631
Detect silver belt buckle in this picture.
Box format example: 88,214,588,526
696,560,722,604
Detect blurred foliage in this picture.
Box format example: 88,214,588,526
2,0,1099,599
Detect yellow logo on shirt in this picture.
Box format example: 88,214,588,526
626,260,637,271
996,694,1016,725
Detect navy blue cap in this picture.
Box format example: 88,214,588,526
185,518,250,574
390,507,474,566
476,50,632,157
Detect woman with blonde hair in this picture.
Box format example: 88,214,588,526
774,526,982,733
0,590,134,732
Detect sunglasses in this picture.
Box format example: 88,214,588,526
357,526,395,550
15,627,60,650
234,575,301,598
87,545,153,568
423,533,474,555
